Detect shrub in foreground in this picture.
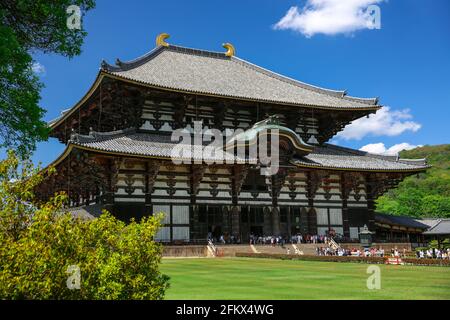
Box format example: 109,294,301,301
0,151,169,299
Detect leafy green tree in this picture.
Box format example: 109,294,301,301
376,144,450,218
0,0,95,156
0,151,169,299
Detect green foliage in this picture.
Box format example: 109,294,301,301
426,239,450,250
0,0,95,156
0,151,169,299
376,144,450,218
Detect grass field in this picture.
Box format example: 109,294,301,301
161,257,450,300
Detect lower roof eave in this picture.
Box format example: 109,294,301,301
290,161,430,173
48,143,429,174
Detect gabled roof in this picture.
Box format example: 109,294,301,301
224,115,313,156
101,45,379,110
375,213,429,230
423,219,450,235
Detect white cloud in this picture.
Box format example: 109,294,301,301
274,0,383,37
31,62,46,75
336,107,421,141
359,142,421,156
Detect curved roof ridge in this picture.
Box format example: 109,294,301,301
323,143,368,156
101,44,230,72
342,94,379,105
101,46,165,72
70,127,136,143
398,158,428,166
231,56,347,99
323,143,431,168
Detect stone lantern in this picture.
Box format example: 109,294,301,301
359,224,374,248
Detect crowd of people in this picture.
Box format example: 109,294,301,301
315,246,386,257
209,232,450,260
290,234,333,244
416,248,450,259
248,234,333,246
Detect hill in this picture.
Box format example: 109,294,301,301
376,144,450,218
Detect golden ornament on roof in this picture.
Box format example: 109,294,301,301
222,43,235,57
156,33,170,47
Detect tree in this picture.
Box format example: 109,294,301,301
376,144,450,218
0,151,169,299
0,0,95,156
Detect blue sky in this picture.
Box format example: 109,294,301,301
27,0,450,166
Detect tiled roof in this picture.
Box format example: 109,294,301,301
71,128,253,163
101,45,379,109
423,219,450,235
69,130,428,172
224,116,313,156
293,144,428,171
375,213,429,229
415,218,440,228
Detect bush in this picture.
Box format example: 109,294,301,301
0,151,169,299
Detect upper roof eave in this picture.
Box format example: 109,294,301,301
48,70,381,131
48,44,382,131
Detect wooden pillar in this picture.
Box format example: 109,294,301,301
222,206,230,236
144,162,152,215
342,198,350,238
366,176,376,233
287,207,292,238
190,205,200,241
300,208,309,235
231,206,240,239
306,170,323,235
272,206,281,236
103,158,116,214
145,161,160,216
307,207,317,235
263,207,272,235
340,173,352,239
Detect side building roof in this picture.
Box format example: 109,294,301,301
423,219,450,235
375,213,430,230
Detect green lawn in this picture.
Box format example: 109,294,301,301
161,257,450,300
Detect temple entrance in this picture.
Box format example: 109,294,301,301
250,226,263,237
240,206,265,241
210,225,222,240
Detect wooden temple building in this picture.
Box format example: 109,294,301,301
36,34,429,243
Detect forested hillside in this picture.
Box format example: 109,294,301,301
376,144,450,218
